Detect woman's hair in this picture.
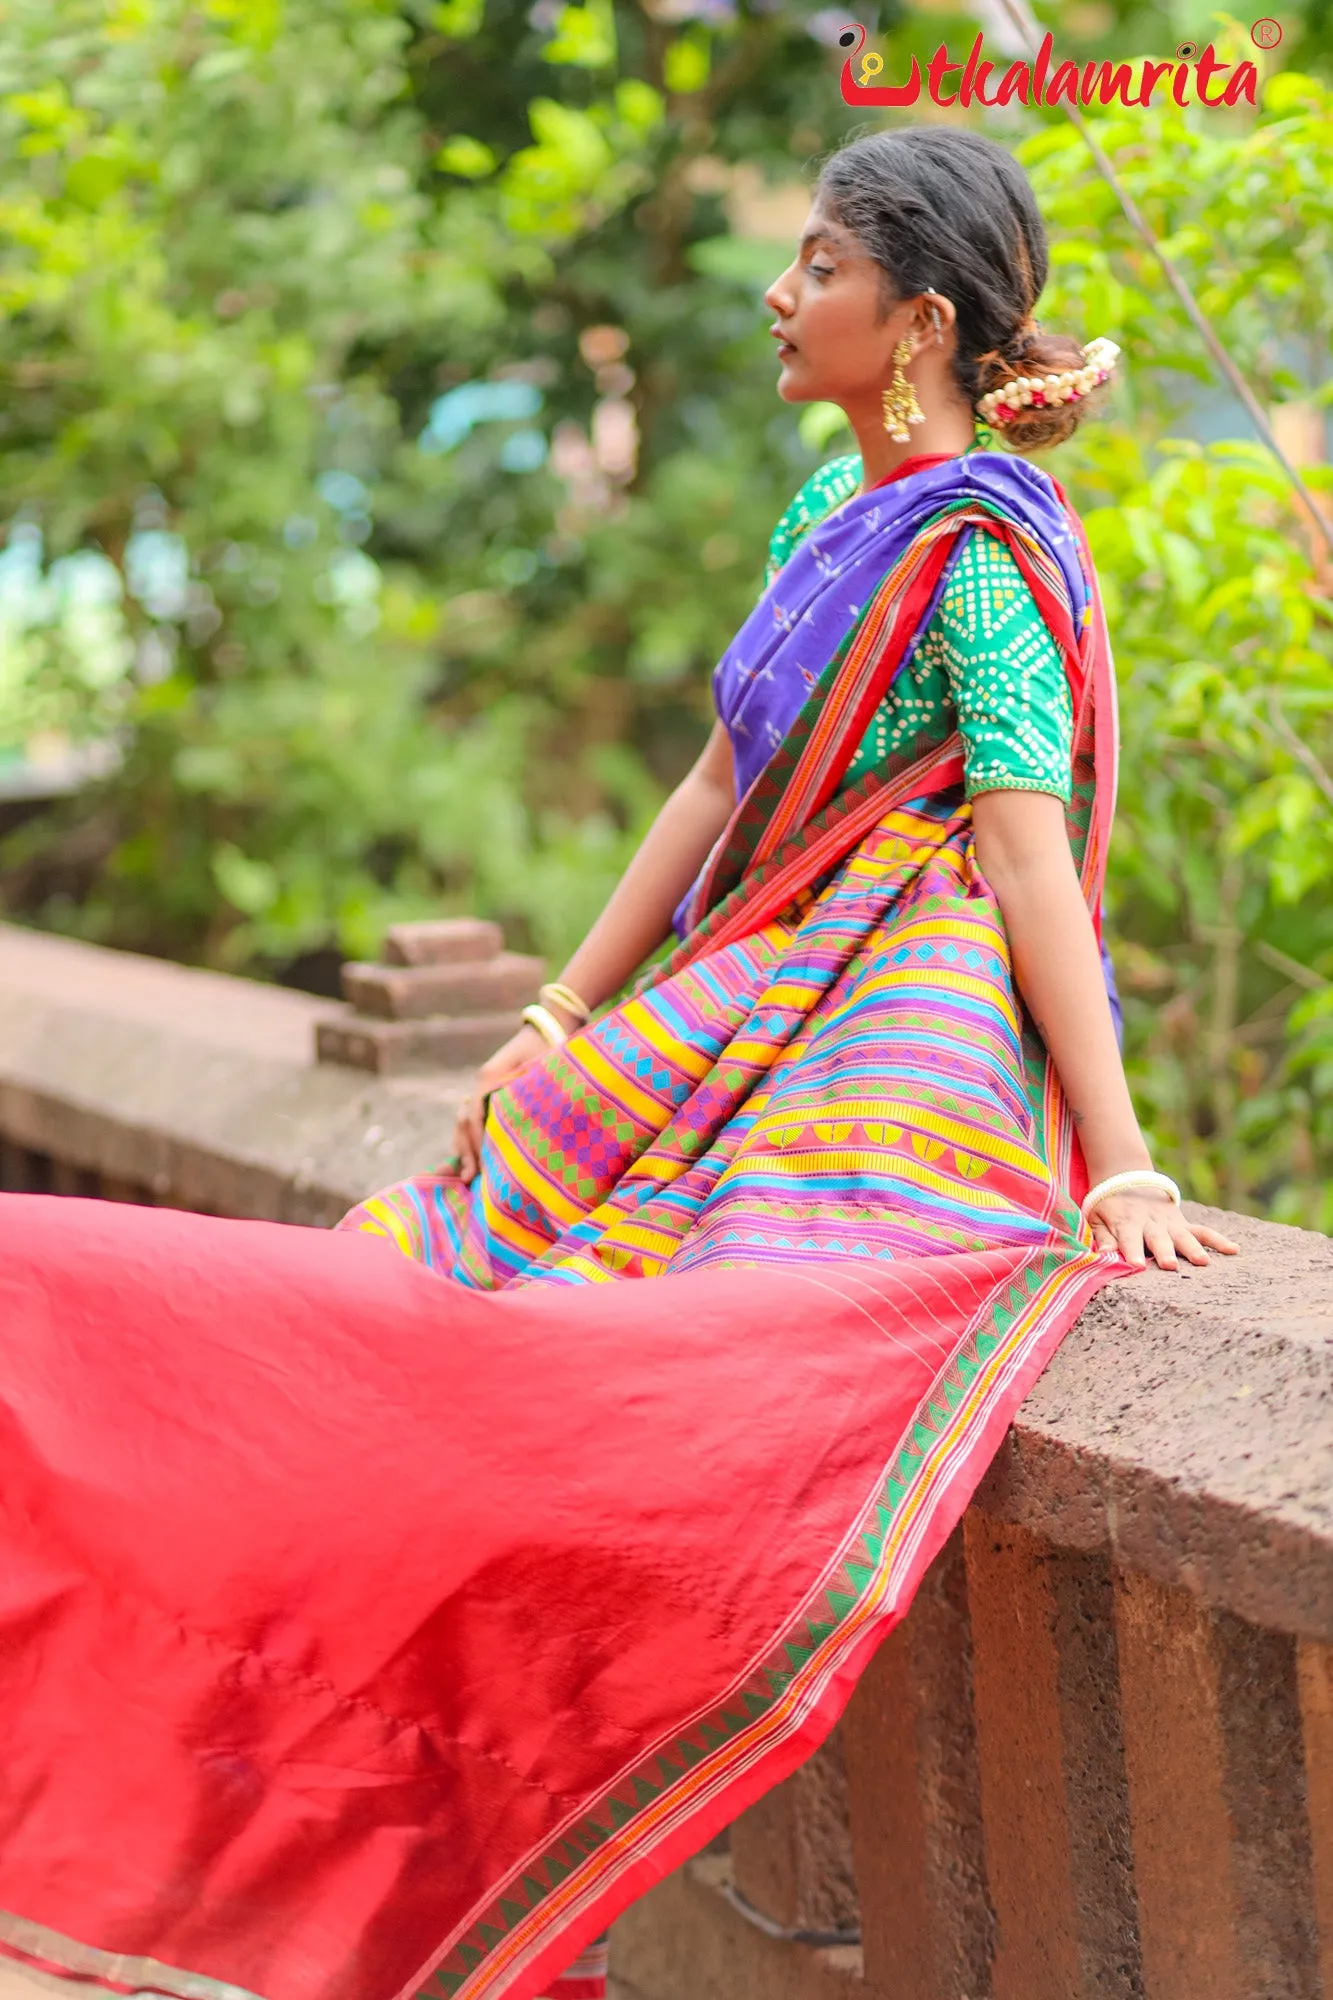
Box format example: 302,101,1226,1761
817,128,1103,453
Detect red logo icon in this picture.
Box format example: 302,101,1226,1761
836,24,921,105
1251,17,1282,46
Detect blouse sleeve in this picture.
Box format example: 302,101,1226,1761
920,528,1074,803
764,454,862,586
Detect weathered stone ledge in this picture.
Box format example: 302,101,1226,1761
0,920,468,1225
977,1211,1333,1643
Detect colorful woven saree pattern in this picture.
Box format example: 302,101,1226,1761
352,794,1080,1291
344,491,1105,1296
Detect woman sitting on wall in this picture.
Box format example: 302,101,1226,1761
0,127,1233,2000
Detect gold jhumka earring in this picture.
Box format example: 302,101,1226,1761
881,337,925,441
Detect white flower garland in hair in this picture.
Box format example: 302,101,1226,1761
976,336,1121,426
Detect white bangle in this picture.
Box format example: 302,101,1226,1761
521,1003,568,1048
1080,1169,1182,1220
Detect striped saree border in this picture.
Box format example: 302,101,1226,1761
680,496,1089,951
684,515,955,928
689,737,966,963
759,501,1084,863
404,1237,1112,2000
749,530,955,863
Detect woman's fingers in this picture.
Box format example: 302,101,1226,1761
1193,1222,1240,1256
1114,1218,1147,1269
1143,1218,1179,1272
1091,1192,1243,1271
454,1100,482,1184
1167,1219,1213,1268
446,1025,559,1190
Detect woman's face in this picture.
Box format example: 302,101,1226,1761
764,202,903,407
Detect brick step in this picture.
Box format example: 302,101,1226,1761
340,953,543,1022
382,918,503,967
314,1008,522,1076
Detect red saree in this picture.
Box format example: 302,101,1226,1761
0,459,1125,2000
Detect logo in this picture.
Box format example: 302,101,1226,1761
837,23,1262,110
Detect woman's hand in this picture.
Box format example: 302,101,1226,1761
453,1024,548,1185
1086,1187,1239,1272
970,794,1240,1279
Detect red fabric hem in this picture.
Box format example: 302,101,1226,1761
434,1252,1128,2000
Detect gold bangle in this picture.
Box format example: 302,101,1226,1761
540,980,592,1024
521,1003,568,1048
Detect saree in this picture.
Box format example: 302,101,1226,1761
0,452,1125,2000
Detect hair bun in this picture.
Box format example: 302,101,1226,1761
973,328,1112,452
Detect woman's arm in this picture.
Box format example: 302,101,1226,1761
555,719,735,1018
454,721,736,1181
972,789,1237,1270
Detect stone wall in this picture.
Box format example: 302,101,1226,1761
617,1206,1333,2000
2,921,1330,2000
0,920,465,1222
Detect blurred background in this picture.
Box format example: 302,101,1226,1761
1,0,1330,1221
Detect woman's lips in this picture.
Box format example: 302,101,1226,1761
772,330,797,360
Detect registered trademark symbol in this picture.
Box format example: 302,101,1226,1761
1251,16,1283,46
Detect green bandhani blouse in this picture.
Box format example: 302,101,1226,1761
766,453,1074,803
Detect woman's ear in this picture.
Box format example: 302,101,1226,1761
920,290,958,348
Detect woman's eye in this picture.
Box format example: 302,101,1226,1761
808,263,835,280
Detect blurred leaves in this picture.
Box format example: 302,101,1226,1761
0,0,850,976
542,0,618,70
1024,68,1333,1226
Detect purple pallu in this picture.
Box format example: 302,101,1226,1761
714,452,1090,798
672,449,1123,1038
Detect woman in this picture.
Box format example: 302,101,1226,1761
0,130,1234,2000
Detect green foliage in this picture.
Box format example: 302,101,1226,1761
0,0,524,967
0,0,851,975
1,0,1332,1224
1022,57,1333,1225
541,0,618,71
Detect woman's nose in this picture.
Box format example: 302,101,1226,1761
764,263,798,316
